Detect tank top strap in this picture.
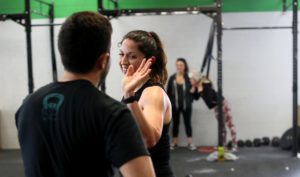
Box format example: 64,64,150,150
135,80,165,101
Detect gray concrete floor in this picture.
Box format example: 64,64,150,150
0,147,299,177
0,150,24,177
170,146,300,177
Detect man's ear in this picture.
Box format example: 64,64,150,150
97,53,110,70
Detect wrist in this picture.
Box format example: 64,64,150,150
123,92,134,98
122,94,138,104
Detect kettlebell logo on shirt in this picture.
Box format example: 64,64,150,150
42,93,64,121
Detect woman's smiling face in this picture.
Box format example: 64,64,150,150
119,39,145,74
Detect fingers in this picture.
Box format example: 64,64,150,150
138,70,151,86
126,65,134,76
133,58,152,85
126,57,152,78
122,58,153,95
141,68,151,80
136,59,147,72
137,58,154,72
140,58,154,75
126,58,153,80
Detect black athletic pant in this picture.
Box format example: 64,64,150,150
172,106,192,138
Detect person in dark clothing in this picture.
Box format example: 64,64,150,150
15,11,156,177
166,58,196,150
119,30,174,177
190,73,237,151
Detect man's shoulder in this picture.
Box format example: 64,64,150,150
95,92,127,112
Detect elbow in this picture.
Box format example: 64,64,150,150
144,132,161,148
145,139,157,148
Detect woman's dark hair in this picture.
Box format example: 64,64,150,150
58,11,112,73
176,57,189,73
120,30,168,85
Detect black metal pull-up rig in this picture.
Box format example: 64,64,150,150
98,0,299,157
0,0,57,94
98,0,227,154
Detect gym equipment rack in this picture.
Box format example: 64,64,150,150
0,0,57,94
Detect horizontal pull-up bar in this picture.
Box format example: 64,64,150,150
31,23,62,27
223,26,292,30
99,6,217,17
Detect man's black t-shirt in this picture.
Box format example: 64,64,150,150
15,80,149,177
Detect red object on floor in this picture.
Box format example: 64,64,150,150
198,146,217,153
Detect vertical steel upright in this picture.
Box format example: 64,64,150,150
49,4,57,82
292,0,298,157
215,0,224,147
25,0,34,93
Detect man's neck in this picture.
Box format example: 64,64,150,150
59,71,98,87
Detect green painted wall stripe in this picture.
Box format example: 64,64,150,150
54,0,97,18
0,0,295,19
0,0,97,19
0,0,24,14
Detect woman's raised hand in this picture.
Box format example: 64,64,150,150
122,58,153,97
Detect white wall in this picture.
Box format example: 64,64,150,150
0,12,296,149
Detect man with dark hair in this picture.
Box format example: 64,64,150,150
15,11,155,177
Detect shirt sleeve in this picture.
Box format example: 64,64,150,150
104,103,149,168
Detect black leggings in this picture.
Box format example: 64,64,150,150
172,106,192,137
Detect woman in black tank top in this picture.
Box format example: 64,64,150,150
118,30,175,177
